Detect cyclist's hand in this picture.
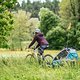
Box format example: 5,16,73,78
33,47,36,50
25,46,29,50
25,47,30,52
25,47,27,50
27,49,30,52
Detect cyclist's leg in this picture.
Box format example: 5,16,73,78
38,45,50,65
38,47,44,55
38,44,49,56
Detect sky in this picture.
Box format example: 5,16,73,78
17,0,61,5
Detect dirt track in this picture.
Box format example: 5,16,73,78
0,51,28,58
0,50,54,58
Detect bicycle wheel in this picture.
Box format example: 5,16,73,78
25,54,36,63
43,54,53,67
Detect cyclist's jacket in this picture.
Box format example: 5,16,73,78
28,32,49,48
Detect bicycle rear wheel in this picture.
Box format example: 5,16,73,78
25,54,36,63
44,54,53,67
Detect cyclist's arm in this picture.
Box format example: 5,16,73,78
28,36,37,48
35,44,40,49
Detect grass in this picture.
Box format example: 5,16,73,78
0,57,80,80
0,50,80,80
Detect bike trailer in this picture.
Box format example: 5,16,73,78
52,48,79,67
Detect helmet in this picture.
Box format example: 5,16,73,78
35,28,41,33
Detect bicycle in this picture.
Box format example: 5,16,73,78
25,48,53,67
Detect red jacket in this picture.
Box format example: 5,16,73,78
28,33,49,48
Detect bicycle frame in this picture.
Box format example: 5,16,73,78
26,48,53,66
27,49,40,59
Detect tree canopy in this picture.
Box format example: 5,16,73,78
39,7,59,36
0,0,17,48
0,0,80,50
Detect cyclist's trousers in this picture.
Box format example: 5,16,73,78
38,44,49,55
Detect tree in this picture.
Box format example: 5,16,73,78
43,0,59,15
9,10,39,50
59,0,71,19
59,0,80,21
14,2,20,11
39,8,59,36
31,1,42,18
22,0,26,10
46,26,66,49
20,0,60,18
59,0,80,49
0,0,17,48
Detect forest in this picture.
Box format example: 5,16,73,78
0,0,80,50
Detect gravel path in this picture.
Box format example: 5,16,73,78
0,50,56,58
0,51,28,58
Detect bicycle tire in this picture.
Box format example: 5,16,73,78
43,54,53,67
25,54,36,63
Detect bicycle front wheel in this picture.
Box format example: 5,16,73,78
44,54,53,67
25,54,36,63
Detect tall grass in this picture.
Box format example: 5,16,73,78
0,57,80,80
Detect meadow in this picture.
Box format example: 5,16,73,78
0,50,80,80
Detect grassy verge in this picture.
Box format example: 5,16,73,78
0,57,80,80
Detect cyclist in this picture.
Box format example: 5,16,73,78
28,28,49,56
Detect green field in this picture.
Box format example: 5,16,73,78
0,57,80,80
0,50,80,80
